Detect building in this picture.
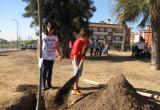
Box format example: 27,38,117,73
131,27,152,48
89,22,131,48
141,27,152,48
130,32,141,45
0,38,8,44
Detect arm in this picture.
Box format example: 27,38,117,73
73,55,84,68
56,42,63,57
78,57,84,68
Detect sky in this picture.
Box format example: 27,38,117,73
0,0,37,41
90,0,113,22
0,0,137,41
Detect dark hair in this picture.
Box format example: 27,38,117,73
44,23,55,35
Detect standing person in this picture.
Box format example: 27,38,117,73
103,43,109,56
90,38,95,56
99,42,104,56
137,36,144,58
37,23,62,91
94,40,99,56
70,28,89,96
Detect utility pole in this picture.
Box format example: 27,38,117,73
12,19,19,50
36,0,43,110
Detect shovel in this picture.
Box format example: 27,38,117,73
53,69,80,105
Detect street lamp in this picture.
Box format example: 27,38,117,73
12,18,19,49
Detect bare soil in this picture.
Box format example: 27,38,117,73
0,50,160,109
68,75,160,110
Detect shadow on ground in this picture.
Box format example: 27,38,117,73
0,54,9,56
85,54,151,63
16,84,60,92
16,84,38,92
79,85,104,91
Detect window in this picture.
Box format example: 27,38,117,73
92,27,98,32
104,28,107,32
100,35,104,39
97,35,100,39
93,35,97,39
99,28,104,32
107,28,112,32
107,36,111,40
115,36,121,41
115,28,123,33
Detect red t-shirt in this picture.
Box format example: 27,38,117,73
70,38,89,61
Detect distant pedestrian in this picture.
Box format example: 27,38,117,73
37,23,62,91
137,36,145,58
94,40,99,56
131,43,138,57
90,38,95,56
99,42,104,56
103,43,109,56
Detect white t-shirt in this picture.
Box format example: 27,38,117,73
42,33,58,60
137,41,144,50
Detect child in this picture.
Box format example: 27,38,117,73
90,38,95,56
38,23,62,91
103,43,109,56
70,28,89,95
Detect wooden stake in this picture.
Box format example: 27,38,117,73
83,79,102,86
83,79,160,100
36,0,43,110
136,91,159,100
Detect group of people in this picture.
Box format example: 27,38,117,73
90,39,109,56
37,23,89,96
131,36,150,58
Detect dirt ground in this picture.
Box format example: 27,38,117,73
0,50,160,108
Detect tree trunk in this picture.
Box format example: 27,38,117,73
121,22,128,52
36,0,43,110
61,41,70,58
151,22,160,70
60,32,70,59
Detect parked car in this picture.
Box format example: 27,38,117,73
20,44,37,50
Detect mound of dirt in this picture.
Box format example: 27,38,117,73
45,74,79,110
68,75,160,110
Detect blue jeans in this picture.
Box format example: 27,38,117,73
42,60,54,88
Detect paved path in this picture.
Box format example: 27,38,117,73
0,48,18,52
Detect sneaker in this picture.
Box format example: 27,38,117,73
72,89,84,96
42,87,47,91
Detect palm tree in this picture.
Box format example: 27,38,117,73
121,21,129,52
113,0,160,70
113,2,129,52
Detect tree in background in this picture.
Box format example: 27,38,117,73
22,0,96,58
113,1,129,52
113,0,160,70
121,21,129,52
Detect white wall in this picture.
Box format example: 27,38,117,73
134,34,139,43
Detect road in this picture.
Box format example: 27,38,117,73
0,48,17,52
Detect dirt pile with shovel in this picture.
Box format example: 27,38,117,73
2,75,160,110
67,75,160,110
